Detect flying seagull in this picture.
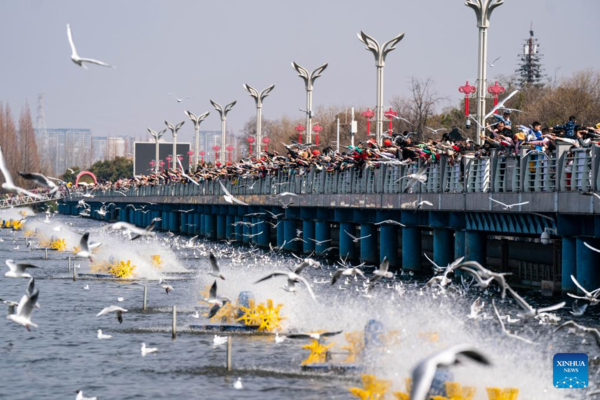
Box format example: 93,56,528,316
344,230,371,243
67,24,115,69
18,172,58,194
489,197,529,210
4,260,38,278
507,286,565,318
255,262,317,302
205,280,230,318
219,182,248,206
75,232,95,261
374,220,405,227
486,55,501,67
491,300,535,344
168,93,193,103
7,286,39,331
75,390,97,400
208,252,225,280
483,90,518,121
553,321,600,347
567,274,600,306
331,266,366,285
287,331,343,341
0,147,43,199
96,305,128,324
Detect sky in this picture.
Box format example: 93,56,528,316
1,0,599,145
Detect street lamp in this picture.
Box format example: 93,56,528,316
243,84,275,158
165,155,172,170
383,107,398,135
361,108,375,137
165,120,185,171
312,124,323,146
210,100,236,164
147,128,167,173
465,0,505,143
487,81,506,113
291,62,328,144
212,145,221,164
226,145,234,163
262,137,270,152
294,124,305,143
357,30,405,145
184,110,210,169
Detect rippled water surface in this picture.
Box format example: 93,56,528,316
0,210,598,399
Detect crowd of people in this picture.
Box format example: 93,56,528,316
85,113,600,193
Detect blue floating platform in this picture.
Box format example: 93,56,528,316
189,324,260,332
301,363,361,373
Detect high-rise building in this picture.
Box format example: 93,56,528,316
35,128,92,174
106,137,126,159
92,136,107,163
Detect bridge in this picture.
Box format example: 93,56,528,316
58,144,600,294
0,192,60,209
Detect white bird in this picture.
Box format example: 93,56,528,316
507,286,565,318
570,300,588,317
109,221,156,239
426,127,448,134
75,390,97,400
486,55,501,67
331,266,366,285
75,232,94,261
416,200,433,211
454,261,510,299
369,257,393,284
141,343,158,356
204,281,230,318
344,230,371,243
233,378,243,390
4,260,38,278
191,311,200,319
410,345,491,400
584,242,600,254
374,220,405,227
18,172,58,194
287,331,342,341
209,252,225,280
67,24,115,69
97,329,112,339
160,280,173,295
567,274,600,306
219,182,248,205
467,297,485,319
83,285,89,290
213,335,228,345
491,300,535,344
275,333,286,343
117,297,124,302
168,93,193,103
554,321,600,348
0,147,43,199
96,305,128,324
7,288,39,331
483,90,518,121
489,197,529,210
254,262,317,302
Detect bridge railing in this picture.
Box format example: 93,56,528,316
70,145,600,200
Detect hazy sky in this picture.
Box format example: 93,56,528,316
1,0,599,145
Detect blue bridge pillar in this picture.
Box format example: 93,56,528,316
576,238,600,293
169,212,178,232
433,228,454,267
180,213,187,234
454,230,465,260
242,217,251,244
234,216,243,241
251,218,259,245
360,224,378,264
284,219,298,252
465,231,486,264
277,219,285,247
562,237,576,293
402,226,421,270
339,223,357,261
302,220,316,254
225,215,234,240
315,221,331,254
205,215,216,240
379,225,398,268
258,220,270,248
216,215,226,240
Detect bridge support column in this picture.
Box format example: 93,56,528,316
302,221,315,254
193,213,201,235
315,221,331,254
339,223,357,261
402,227,421,270
216,215,226,240
576,238,600,292
561,237,576,293
180,213,187,234
169,212,178,232
242,217,251,244
433,228,454,267
465,231,486,264
225,215,234,239
284,219,298,252
379,225,398,269
205,215,216,240
234,216,243,241
162,211,169,230
277,219,285,247
258,220,270,248
360,224,378,264
454,230,465,260
251,218,259,245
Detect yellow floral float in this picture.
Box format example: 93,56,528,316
50,238,67,252
486,387,519,400
108,260,137,279
349,374,391,400
151,255,164,269
237,298,284,332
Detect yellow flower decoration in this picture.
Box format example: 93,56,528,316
301,339,334,366
11,220,24,230
236,299,285,332
90,260,111,274
349,374,391,399
418,331,440,343
50,238,67,252
19,211,28,217
341,331,365,364
392,378,413,400
486,387,520,400
236,299,262,326
208,301,239,323
151,255,164,269
108,260,137,279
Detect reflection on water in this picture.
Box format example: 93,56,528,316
0,209,597,399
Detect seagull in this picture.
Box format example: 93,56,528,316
75,390,97,400
369,257,393,284
374,220,405,227
344,230,371,243
160,280,173,295
265,210,284,220
275,333,286,343
584,242,600,254
553,321,600,347
209,252,225,280
191,311,200,319
486,55,501,67
331,266,366,285
415,200,433,211
96,305,128,324
97,329,112,339
18,172,58,194
287,331,343,341
117,297,124,302
141,343,158,356
254,263,317,302
219,182,248,205
453,261,510,298
395,166,428,185
7,287,39,331
233,378,243,390
204,281,230,318
570,300,588,317
83,285,89,290
168,93,193,103
507,286,565,318
109,221,156,239
491,300,535,345
67,24,115,69
213,335,228,346
567,275,600,305
467,297,485,319
425,127,448,134
4,260,38,278
489,197,529,210
483,90,518,121
308,238,332,245
279,192,299,197
410,345,491,400
0,147,43,199
75,232,94,261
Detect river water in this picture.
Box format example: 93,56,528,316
0,209,597,400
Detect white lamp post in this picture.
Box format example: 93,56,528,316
291,62,328,144
165,120,185,171
184,110,210,170
243,84,275,158
210,100,236,164
147,128,166,173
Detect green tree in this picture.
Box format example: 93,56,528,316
60,166,81,183
88,157,133,182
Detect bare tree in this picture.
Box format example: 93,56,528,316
17,102,41,188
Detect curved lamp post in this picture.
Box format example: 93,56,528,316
357,31,405,146
165,120,185,171
291,62,328,144
246,137,255,156
465,0,504,143
243,84,275,158
184,110,210,169
147,128,167,173
210,100,236,164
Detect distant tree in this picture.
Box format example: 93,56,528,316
1,104,19,180
88,157,133,182
17,102,41,188
60,166,81,183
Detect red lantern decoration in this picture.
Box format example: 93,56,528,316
187,150,194,166
212,145,221,163
226,145,234,162
262,137,271,152
487,81,506,113
383,107,398,134
458,80,477,117
165,155,172,170
159,161,165,171
246,137,255,155
199,150,206,164
216,161,222,167
312,124,323,146
361,108,375,137
149,160,156,170
294,124,305,143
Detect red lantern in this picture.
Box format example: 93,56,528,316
216,161,222,167
262,137,271,152
187,150,194,165
312,124,323,146
487,81,506,113
149,160,156,170
294,124,305,143
212,145,221,163
159,161,165,171
226,145,234,162
246,137,255,155
361,108,375,137
165,155,172,170
199,150,206,164
458,81,477,117
383,107,398,134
